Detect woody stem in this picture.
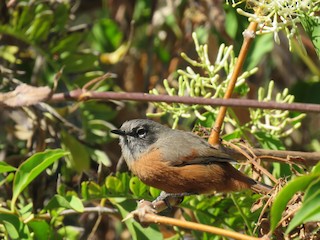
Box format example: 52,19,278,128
208,21,258,145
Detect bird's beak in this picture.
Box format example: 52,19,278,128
111,129,126,136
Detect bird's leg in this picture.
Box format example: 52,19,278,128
153,191,196,209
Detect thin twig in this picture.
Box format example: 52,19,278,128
38,206,118,220
223,147,320,167
224,141,278,183
82,73,117,91
88,213,102,240
231,194,254,236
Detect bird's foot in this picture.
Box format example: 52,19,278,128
122,199,156,227
153,191,196,209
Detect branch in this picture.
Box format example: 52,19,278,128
225,147,320,167
38,206,118,220
209,21,258,145
131,209,261,240
125,200,261,240
49,90,320,113
146,214,261,240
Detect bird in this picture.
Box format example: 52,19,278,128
111,119,272,200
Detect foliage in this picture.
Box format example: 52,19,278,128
148,34,306,146
230,0,320,52
271,162,320,235
0,0,320,239
0,149,69,239
149,32,257,128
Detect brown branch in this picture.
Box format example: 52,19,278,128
49,90,320,113
135,212,261,240
126,200,261,239
209,21,259,145
224,141,279,183
225,147,320,166
38,206,118,220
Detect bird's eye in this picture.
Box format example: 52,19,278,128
136,128,147,138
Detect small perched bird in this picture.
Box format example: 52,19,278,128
111,119,271,199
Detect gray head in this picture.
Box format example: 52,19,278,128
111,119,169,167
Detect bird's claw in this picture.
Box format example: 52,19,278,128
122,199,156,227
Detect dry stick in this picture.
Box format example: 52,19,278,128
251,149,320,166
224,147,320,167
208,21,259,145
224,141,278,183
238,142,278,183
141,213,261,240
49,90,320,113
82,73,116,91
39,206,118,220
88,214,102,240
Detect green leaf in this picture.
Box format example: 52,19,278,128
300,14,320,58
272,162,292,179
225,6,238,39
0,45,19,63
57,226,82,240
223,129,243,141
61,131,90,172
91,149,111,167
19,202,33,221
45,194,84,213
51,32,84,53
90,18,123,52
11,149,68,210
246,34,274,70
113,199,162,240
254,131,285,150
154,40,170,63
311,161,320,174
62,52,98,73
26,10,54,42
270,174,318,231
0,172,15,187
0,214,20,239
129,176,148,197
105,176,125,195
149,187,161,199
0,161,17,173
118,172,130,194
0,213,30,239
15,3,34,31
304,177,320,201
81,181,103,200
286,177,320,233
196,112,215,128
132,0,152,22
52,3,69,32
67,195,84,212
28,220,54,240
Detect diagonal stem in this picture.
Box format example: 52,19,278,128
208,21,258,145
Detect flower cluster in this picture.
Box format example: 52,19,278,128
148,33,257,128
250,81,306,138
229,0,320,49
